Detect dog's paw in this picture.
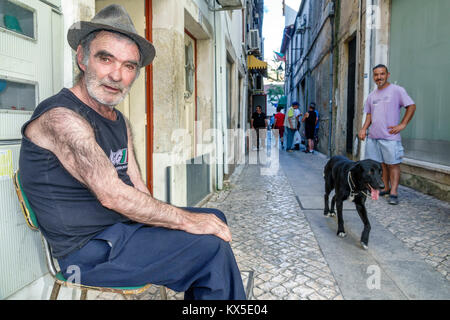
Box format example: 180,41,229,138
337,232,346,238
324,211,336,217
361,241,369,250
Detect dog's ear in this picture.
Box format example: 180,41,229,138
350,162,360,171
350,162,362,177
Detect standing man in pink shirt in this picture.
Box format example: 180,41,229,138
358,64,416,205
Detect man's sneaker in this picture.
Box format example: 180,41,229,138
380,189,390,197
388,195,399,205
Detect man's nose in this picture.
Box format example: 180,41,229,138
109,65,122,82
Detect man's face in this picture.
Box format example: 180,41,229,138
256,107,262,113
293,105,299,109
80,31,140,107
373,67,390,89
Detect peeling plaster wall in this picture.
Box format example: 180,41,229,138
152,0,186,205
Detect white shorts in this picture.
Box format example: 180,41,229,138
365,138,404,165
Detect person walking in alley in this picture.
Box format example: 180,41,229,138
251,105,268,150
302,102,319,154
274,106,285,147
285,101,300,152
358,64,416,205
18,4,245,300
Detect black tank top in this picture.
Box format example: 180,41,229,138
305,110,317,128
19,88,133,258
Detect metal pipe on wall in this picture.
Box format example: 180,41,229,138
328,0,335,158
360,0,373,160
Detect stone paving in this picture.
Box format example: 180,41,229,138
205,163,344,300
365,185,450,281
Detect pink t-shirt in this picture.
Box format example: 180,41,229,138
364,84,414,141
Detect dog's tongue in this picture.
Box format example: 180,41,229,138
370,187,379,200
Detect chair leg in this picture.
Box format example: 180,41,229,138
159,286,168,300
80,288,88,300
50,282,61,300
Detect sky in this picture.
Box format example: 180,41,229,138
262,0,285,65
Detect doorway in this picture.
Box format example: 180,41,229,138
346,36,356,154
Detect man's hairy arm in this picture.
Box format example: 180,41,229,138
26,107,231,241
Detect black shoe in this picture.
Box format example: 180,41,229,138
380,189,390,197
388,195,399,205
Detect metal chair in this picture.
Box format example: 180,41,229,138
13,169,167,300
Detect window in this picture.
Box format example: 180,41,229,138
185,41,194,97
0,78,36,111
0,0,35,39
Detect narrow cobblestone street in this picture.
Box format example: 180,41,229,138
92,141,449,301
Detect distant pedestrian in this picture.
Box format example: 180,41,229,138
251,105,268,150
314,106,320,148
302,103,318,153
269,113,275,130
358,64,416,205
284,101,300,152
293,106,302,150
274,106,285,147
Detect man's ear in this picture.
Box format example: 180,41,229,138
76,45,87,72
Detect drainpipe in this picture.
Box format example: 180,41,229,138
213,4,223,190
360,0,373,160
328,1,335,158
145,0,154,194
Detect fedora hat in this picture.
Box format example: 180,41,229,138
67,4,155,67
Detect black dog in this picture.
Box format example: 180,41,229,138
323,156,384,250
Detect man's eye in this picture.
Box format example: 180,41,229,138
126,64,136,71
101,57,110,62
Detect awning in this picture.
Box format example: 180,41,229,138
247,55,267,70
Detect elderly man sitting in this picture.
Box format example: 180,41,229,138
18,4,245,300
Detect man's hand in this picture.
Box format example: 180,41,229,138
388,123,406,135
183,213,232,242
358,128,367,141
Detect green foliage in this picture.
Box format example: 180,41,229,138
266,85,284,104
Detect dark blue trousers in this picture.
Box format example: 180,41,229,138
58,207,246,300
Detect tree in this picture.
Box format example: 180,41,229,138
266,85,284,105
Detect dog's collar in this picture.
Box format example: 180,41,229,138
347,170,356,193
348,170,371,199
